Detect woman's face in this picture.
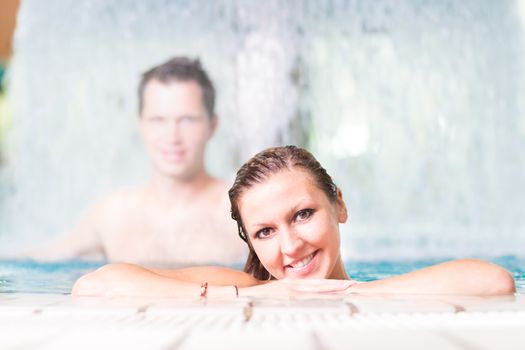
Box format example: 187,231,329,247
238,168,348,280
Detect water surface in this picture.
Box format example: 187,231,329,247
1,256,523,295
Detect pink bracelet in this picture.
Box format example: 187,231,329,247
200,282,208,298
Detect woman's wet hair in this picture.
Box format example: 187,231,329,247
228,145,338,280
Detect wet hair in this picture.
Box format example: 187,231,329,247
138,56,215,117
228,145,338,280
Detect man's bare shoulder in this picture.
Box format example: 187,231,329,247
205,178,232,202
203,177,239,230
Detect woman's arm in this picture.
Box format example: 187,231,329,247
351,259,515,296
71,263,354,297
72,259,515,298
148,266,260,287
71,263,261,297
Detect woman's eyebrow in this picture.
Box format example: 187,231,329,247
250,222,270,228
247,197,313,228
289,198,312,214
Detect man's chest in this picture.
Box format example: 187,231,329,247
99,209,238,264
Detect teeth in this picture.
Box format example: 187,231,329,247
289,252,315,269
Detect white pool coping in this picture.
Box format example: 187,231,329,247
1,293,524,349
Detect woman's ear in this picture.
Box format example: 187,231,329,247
336,188,348,223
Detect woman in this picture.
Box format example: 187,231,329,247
73,146,515,297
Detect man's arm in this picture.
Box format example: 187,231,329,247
22,199,106,261
351,259,516,296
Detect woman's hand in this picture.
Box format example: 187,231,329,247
347,259,515,296
239,279,357,298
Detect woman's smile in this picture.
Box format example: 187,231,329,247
284,249,320,277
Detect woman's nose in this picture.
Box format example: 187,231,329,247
279,227,303,256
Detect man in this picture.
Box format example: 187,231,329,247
33,57,246,266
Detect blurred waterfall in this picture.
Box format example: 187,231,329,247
0,0,524,259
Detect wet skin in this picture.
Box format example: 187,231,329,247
238,169,348,280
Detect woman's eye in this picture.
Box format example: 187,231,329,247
255,228,273,239
295,209,314,222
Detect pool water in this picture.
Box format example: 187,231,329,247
0,256,523,294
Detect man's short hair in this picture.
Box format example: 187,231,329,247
138,57,215,117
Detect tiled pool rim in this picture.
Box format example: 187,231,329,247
1,293,524,349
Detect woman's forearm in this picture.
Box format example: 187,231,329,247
350,259,515,296
72,263,189,297
149,266,260,287
71,263,246,298
72,259,515,298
